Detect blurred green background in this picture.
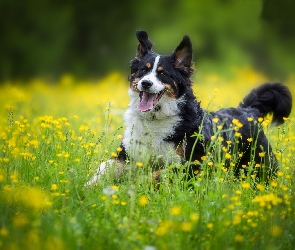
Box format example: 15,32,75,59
1,0,294,81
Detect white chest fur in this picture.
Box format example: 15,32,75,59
122,89,184,164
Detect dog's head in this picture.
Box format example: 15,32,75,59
128,30,194,113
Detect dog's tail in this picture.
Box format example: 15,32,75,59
238,82,292,125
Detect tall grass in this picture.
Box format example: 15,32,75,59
0,69,294,250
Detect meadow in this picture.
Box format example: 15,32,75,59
0,68,295,250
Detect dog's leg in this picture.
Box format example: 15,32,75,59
85,144,128,187
85,159,116,187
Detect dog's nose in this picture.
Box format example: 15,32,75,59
141,80,153,90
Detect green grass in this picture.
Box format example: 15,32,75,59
0,73,295,250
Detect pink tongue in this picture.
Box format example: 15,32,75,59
138,92,157,112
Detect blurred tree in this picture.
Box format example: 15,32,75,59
0,0,294,81
262,0,295,40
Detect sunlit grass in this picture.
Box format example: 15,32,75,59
0,68,295,249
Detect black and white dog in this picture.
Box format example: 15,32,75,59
86,30,292,186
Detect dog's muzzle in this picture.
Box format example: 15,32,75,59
141,80,153,90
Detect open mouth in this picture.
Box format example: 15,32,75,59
137,89,165,112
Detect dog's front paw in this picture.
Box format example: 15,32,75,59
84,160,115,187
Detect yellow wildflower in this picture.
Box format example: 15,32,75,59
170,206,181,216
225,153,231,159
138,195,149,206
212,117,219,123
136,162,143,167
181,222,193,232
234,234,244,242
270,225,282,237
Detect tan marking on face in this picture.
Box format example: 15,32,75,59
146,62,151,68
157,66,163,71
164,84,176,98
130,77,141,92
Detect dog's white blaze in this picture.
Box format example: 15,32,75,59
137,56,165,93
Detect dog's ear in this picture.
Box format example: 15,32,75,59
173,35,193,70
136,30,153,60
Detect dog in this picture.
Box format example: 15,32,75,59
86,30,292,186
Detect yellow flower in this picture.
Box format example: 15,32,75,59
193,160,199,165
207,223,214,229
0,228,9,236
225,153,231,159
247,117,253,122
10,172,19,183
212,117,219,123
116,147,122,152
136,162,143,167
259,152,265,157
51,184,58,191
218,136,224,141
257,184,265,191
201,156,207,161
258,117,263,123
155,221,172,236
190,213,199,222
247,138,253,142
111,152,118,157
170,206,181,216
117,135,123,140
3,158,10,163
217,125,223,130
235,132,241,137
181,222,193,232
234,234,244,242
111,185,119,191
232,118,239,125
13,213,28,228
138,195,148,206
241,182,250,189
270,225,282,237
